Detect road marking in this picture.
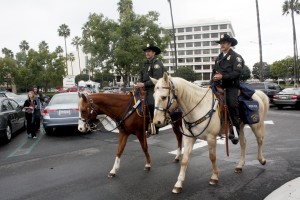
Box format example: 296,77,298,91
8,132,44,158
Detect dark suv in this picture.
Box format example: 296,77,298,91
248,82,283,103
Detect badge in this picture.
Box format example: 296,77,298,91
237,57,242,62
154,64,160,69
227,55,231,60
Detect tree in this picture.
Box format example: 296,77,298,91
282,0,300,83
71,36,82,74
240,65,251,81
55,46,64,55
270,57,294,81
19,40,30,53
1,48,14,58
58,23,70,75
252,62,271,80
0,57,17,86
68,53,75,75
173,66,200,82
38,41,49,53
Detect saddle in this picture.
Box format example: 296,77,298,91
130,88,147,117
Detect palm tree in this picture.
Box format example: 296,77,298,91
55,46,64,55
68,53,75,75
1,48,14,58
71,36,82,74
58,24,70,75
19,40,30,53
38,41,49,52
282,0,300,83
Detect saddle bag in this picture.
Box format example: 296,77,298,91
239,99,260,125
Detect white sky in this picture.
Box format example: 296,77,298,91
0,0,299,69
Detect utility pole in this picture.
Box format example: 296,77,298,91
167,0,178,72
255,0,264,82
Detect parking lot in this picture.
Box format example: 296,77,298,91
0,106,299,200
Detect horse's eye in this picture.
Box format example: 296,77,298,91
161,96,167,101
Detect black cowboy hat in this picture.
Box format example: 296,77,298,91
143,44,161,55
215,33,238,46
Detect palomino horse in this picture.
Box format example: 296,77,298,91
151,73,269,194
77,91,183,177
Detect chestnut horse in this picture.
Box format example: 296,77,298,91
78,92,183,177
151,73,269,193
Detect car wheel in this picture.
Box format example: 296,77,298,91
3,125,12,143
277,105,283,110
45,128,53,135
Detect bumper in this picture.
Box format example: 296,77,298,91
43,117,78,128
273,100,298,106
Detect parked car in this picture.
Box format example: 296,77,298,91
0,97,26,143
248,82,283,103
273,88,300,109
42,92,80,134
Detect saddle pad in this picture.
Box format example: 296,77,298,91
239,99,260,124
130,89,144,117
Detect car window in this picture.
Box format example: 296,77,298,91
49,94,79,105
267,84,275,90
1,99,13,111
9,99,19,109
250,83,265,89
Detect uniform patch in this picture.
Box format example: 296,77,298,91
154,64,160,69
227,55,231,60
237,57,242,62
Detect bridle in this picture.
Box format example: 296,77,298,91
79,95,100,131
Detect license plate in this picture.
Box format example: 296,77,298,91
59,109,71,115
280,96,287,99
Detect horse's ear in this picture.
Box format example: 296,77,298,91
81,93,88,102
163,72,169,83
150,76,158,85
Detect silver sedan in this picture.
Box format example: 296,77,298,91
42,92,79,134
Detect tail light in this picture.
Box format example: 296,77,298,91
43,109,57,114
72,108,79,111
273,95,278,100
291,94,299,100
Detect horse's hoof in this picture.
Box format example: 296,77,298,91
260,159,266,165
108,173,116,178
209,179,218,185
144,166,151,171
172,187,182,194
235,168,243,173
174,158,180,163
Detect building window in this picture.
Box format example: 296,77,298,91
186,35,193,40
211,49,219,54
178,58,185,63
211,41,219,46
203,57,210,62
178,43,185,48
203,73,211,80
203,41,210,46
194,34,201,39
194,42,201,47
186,58,193,63
202,33,210,39
194,49,201,54
186,50,193,55
186,42,193,47
203,49,210,54
178,36,184,40
195,57,201,62
202,26,209,31
203,65,211,70
194,26,201,31
195,65,202,70
163,51,169,56
178,28,184,33
211,33,218,38
211,57,216,62
211,25,218,30
186,27,193,32
163,59,169,63
170,66,175,71
220,24,227,29
178,50,185,55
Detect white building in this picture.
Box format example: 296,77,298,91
162,19,235,81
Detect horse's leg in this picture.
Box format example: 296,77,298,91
108,131,129,178
172,136,196,194
236,124,246,173
207,134,219,185
172,124,183,162
251,123,266,165
136,131,151,171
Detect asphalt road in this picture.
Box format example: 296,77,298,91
0,107,299,200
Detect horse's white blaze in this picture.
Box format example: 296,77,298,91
109,157,121,175
78,119,86,132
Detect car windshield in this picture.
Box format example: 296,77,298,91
49,93,79,105
249,83,265,89
279,88,300,95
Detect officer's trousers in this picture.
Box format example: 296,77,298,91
225,86,239,132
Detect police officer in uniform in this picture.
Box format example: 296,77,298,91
136,44,164,135
212,34,244,144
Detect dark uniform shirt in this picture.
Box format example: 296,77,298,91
212,48,244,87
139,58,164,105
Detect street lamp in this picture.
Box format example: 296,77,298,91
167,0,178,72
255,0,264,82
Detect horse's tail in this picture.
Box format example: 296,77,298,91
255,90,269,114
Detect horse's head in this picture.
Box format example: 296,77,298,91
78,93,98,133
151,72,178,127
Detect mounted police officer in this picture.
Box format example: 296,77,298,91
212,34,244,144
136,44,164,135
